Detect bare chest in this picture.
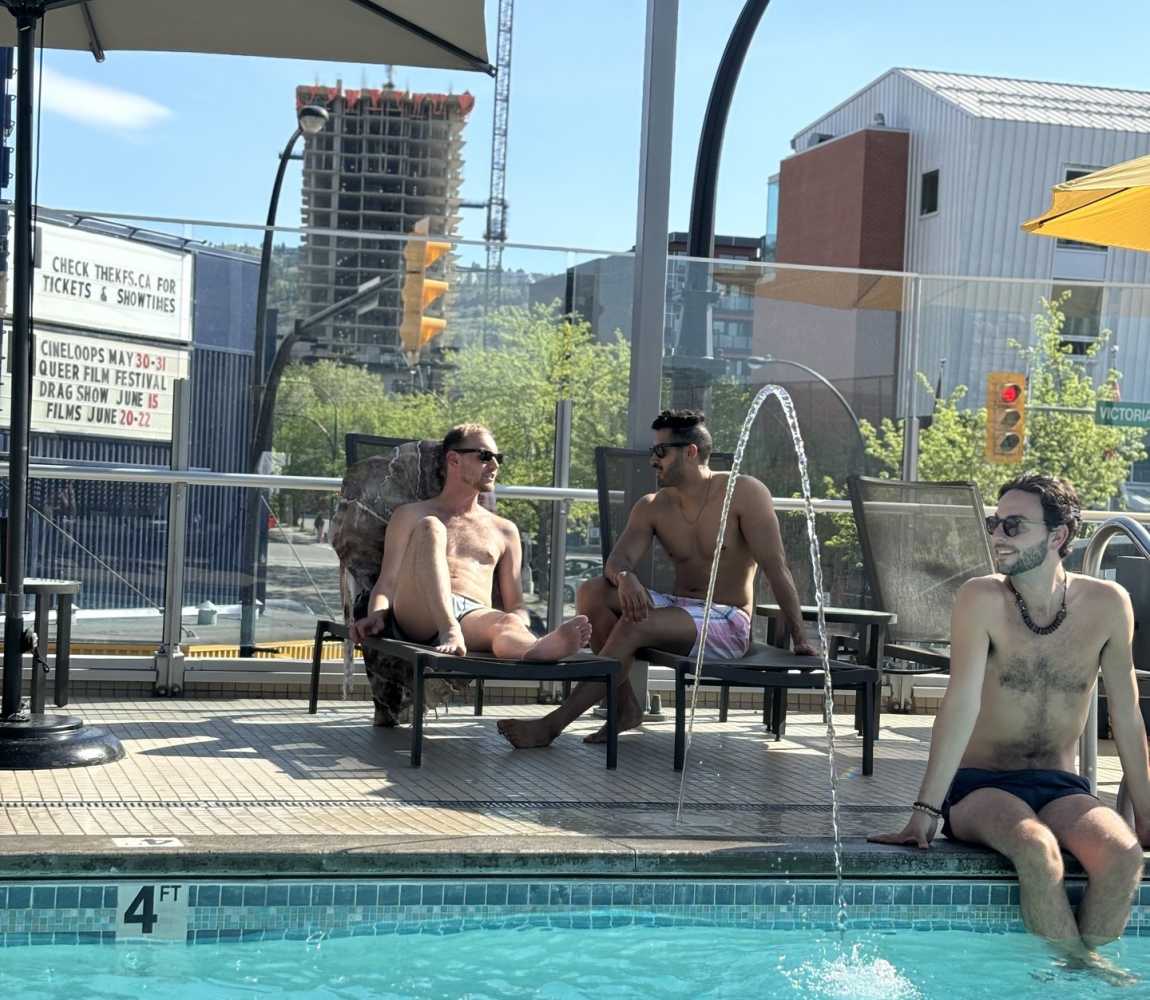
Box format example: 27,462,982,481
656,503,741,565
443,516,503,568
985,619,1103,703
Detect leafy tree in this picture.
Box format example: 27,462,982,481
859,291,1146,506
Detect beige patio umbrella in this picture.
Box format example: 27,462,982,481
0,0,490,767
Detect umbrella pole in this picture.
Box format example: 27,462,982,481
2,5,38,720
0,4,122,768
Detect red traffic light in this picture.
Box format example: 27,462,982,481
1000,383,1022,404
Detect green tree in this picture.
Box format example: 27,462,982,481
859,291,1146,506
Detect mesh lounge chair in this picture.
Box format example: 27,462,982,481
309,437,623,768
595,447,879,773
847,476,995,681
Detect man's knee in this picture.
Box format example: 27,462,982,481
577,575,612,611
1084,835,1144,886
1009,824,1065,882
412,515,447,547
492,612,530,636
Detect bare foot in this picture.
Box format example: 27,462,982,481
523,615,592,661
583,683,643,743
434,625,467,656
497,717,558,749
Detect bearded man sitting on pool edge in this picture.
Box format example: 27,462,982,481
872,474,1150,965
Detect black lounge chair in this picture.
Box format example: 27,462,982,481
595,447,879,773
308,435,622,768
847,475,995,680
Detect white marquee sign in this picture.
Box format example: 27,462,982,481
0,326,190,442
6,219,193,344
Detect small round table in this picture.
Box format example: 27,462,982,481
23,578,82,713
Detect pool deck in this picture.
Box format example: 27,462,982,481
0,695,1133,879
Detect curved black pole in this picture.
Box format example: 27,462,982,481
676,0,769,367
687,0,770,261
239,126,302,656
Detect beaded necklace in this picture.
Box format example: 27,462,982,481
1006,577,1068,636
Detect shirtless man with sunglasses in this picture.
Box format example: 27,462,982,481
872,474,1150,970
498,408,814,750
351,423,591,661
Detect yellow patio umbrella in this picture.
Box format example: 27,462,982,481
1022,153,1150,252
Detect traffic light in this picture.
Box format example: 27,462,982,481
985,372,1026,463
399,216,451,366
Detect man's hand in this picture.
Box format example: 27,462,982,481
617,572,653,623
350,610,389,645
867,810,938,849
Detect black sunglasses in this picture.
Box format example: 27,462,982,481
649,442,692,460
452,448,505,465
986,514,1045,538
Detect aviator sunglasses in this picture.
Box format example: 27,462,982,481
985,514,1045,538
451,448,505,465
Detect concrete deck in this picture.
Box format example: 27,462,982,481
0,694,1128,877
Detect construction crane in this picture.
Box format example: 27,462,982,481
482,0,514,339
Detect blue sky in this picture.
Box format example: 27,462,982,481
24,0,1150,255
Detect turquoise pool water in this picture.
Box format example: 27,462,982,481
1,925,1146,999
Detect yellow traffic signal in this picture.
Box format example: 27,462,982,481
399,216,451,365
985,371,1026,463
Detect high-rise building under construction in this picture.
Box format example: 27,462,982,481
295,83,473,368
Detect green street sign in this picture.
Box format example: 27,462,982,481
1095,401,1150,429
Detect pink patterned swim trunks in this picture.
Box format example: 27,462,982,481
647,590,752,659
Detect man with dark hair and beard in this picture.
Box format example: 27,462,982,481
872,474,1150,970
498,408,814,750
351,423,591,661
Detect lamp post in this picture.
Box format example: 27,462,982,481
744,354,869,468
239,104,329,655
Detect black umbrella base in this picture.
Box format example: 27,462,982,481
0,715,125,769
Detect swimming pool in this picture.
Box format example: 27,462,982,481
1,877,1147,998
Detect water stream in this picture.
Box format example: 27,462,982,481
673,385,847,928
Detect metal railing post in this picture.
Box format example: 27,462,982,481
1078,516,1150,794
155,379,191,695
901,274,922,481
543,401,573,700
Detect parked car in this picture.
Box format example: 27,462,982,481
563,555,603,603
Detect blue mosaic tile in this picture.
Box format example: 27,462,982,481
873,885,893,905
399,884,421,906
854,885,874,905
77,931,103,945
266,885,289,906
892,885,913,906
32,887,55,909
673,884,694,906
529,884,551,906
465,884,487,906
220,886,243,908
507,884,527,905
422,884,444,907
55,886,79,909
333,884,355,906
990,885,1010,905
755,884,775,906
198,885,220,908
793,885,815,907
571,884,591,906
7,887,30,909
912,885,931,905
442,883,464,906
218,929,241,942
243,886,267,908
970,885,990,905
289,885,311,907
735,884,754,906
549,884,570,906
951,885,971,906
611,884,633,906
635,884,654,906
814,885,835,906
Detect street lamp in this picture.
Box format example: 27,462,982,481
240,103,329,655
743,355,869,468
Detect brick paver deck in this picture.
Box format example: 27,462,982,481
0,696,1125,844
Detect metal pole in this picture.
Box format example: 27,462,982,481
677,0,770,361
900,274,922,481
155,379,191,696
240,128,301,655
546,400,573,633
2,12,35,719
626,0,678,449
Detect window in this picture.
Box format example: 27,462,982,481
920,170,939,216
1057,169,1107,251
1052,283,1103,357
